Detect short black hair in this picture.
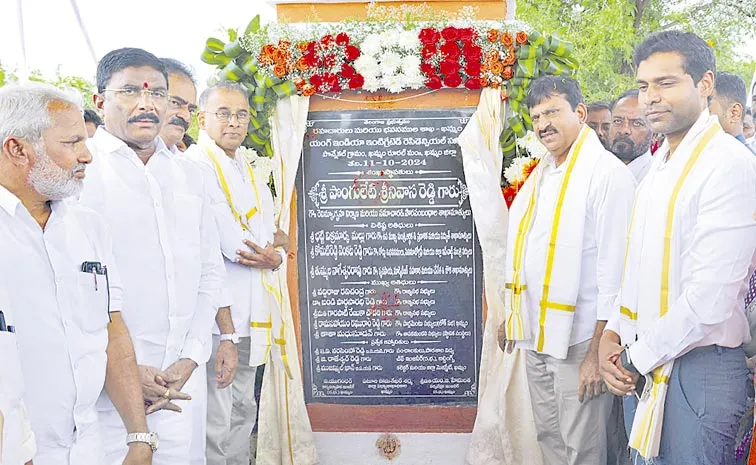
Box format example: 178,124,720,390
160,58,197,85
714,71,747,110
182,132,195,147
526,76,585,111
633,31,715,84
611,89,640,110
587,101,610,113
96,48,167,93
83,108,102,126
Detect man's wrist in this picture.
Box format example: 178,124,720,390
220,333,239,344
181,358,198,369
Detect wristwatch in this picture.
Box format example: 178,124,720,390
220,333,239,344
126,432,159,452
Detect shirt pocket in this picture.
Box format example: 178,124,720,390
0,331,25,402
75,271,111,333
174,193,202,248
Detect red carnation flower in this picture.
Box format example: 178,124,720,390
439,42,461,60
321,34,335,46
464,45,483,62
340,64,356,78
324,54,338,68
443,73,463,88
465,61,482,76
425,74,443,90
441,26,459,42
348,74,364,89
440,60,461,75
324,73,341,92
421,44,437,60
310,74,324,92
457,28,475,43
303,52,318,68
420,63,435,75
419,28,441,45
464,77,481,90
335,32,350,46
306,41,318,54
345,45,360,61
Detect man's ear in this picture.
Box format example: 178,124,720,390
730,103,744,125
698,70,715,100
575,103,588,124
93,93,105,111
2,137,32,167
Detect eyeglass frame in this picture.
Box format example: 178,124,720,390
103,86,168,101
202,109,252,123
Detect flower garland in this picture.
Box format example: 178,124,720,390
501,131,547,207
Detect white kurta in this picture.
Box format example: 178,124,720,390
627,150,653,182
0,186,121,465
185,133,281,364
81,128,223,465
0,286,36,465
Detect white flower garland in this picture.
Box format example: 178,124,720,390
353,29,425,93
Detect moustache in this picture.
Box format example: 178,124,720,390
127,113,160,124
71,163,87,176
538,125,558,138
612,135,635,148
169,117,189,131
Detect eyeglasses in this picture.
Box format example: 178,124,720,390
104,86,168,101
206,110,251,123
168,95,198,114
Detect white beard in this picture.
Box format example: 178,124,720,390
27,143,84,200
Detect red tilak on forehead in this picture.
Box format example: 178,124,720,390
143,82,149,89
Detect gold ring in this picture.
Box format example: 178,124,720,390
162,388,171,399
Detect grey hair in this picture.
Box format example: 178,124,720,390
198,81,249,110
0,83,82,145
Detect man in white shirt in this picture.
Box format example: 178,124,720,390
497,76,636,465
80,48,224,465
743,108,754,143
185,82,286,465
0,286,36,465
609,89,654,182
0,83,153,464
587,101,613,149
600,31,756,464
710,71,756,155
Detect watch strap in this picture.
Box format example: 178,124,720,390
126,432,158,452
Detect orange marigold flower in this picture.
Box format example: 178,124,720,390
480,63,490,73
296,42,309,53
294,77,306,89
523,158,540,179
490,61,505,75
486,50,499,61
278,40,291,49
302,84,316,97
516,31,528,45
273,63,287,78
500,32,514,47
272,49,285,63
487,29,499,43
502,49,517,66
502,66,514,80
481,76,489,87
296,58,309,71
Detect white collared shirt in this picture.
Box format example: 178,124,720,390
627,150,653,182
185,133,277,338
521,146,636,350
609,111,756,374
0,286,36,465
0,186,122,464
80,128,223,370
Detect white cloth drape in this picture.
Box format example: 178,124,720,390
459,88,542,465
256,95,318,465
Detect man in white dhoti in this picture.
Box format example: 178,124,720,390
0,83,153,464
599,31,756,464
80,48,224,465
498,75,636,465
185,82,287,465
609,89,654,183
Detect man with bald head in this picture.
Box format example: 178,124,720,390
609,89,654,182
0,83,150,464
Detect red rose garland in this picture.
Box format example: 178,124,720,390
290,32,364,95
418,26,483,90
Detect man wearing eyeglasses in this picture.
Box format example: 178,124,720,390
185,82,289,465
80,47,224,465
158,58,198,154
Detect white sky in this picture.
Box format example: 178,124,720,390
0,0,277,86
0,0,754,92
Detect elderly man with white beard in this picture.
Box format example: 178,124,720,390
0,84,152,464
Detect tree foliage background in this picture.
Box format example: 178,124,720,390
517,0,756,102
0,62,96,109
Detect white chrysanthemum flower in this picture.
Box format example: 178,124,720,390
398,30,421,50
402,70,426,89
361,34,383,56
381,51,402,74
516,131,549,159
400,55,421,74
382,73,406,93
380,30,401,48
503,162,521,185
363,75,382,92
354,55,381,79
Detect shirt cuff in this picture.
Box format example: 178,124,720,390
627,339,660,376
217,284,233,309
604,315,620,335
274,249,287,271
180,339,210,366
595,294,617,321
